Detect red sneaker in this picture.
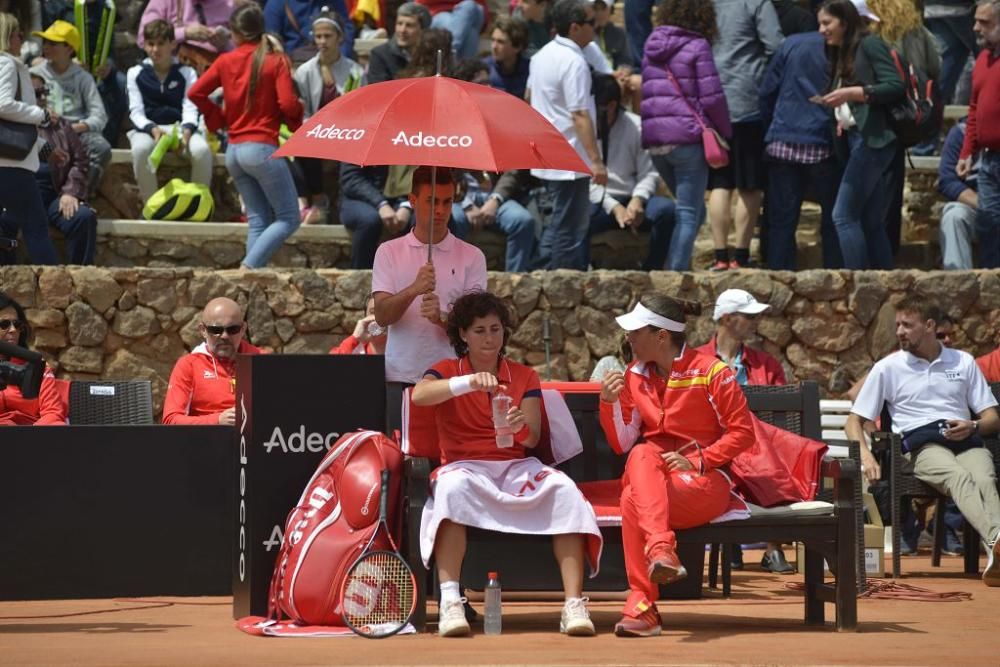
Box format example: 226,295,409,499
647,545,688,585
614,605,662,637
708,259,729,272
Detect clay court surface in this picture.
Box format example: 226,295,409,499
2,553,995,667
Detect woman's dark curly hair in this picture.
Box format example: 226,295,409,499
446,291,513,358
0,291,30,349
654,0,718,43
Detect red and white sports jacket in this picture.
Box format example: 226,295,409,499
598,346,755,471
162,340,262,425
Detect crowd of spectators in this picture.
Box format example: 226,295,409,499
0,0,996,270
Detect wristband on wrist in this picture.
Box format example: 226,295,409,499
448,374,475,396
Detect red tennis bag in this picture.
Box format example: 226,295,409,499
266,429,403,626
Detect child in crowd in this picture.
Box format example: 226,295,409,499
29,19,110,199
291,8,364,224
126,20,213,203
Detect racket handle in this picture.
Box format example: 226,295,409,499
379,468,390,523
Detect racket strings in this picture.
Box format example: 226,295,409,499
342,552,415,633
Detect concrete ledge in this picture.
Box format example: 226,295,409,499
96,219,352,241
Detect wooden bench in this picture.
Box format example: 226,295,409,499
402,380,859,633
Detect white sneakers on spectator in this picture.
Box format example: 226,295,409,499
438,598,471,637
984,532,1000,587
560,596,595,636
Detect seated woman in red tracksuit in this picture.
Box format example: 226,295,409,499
0,292,66,425
598,294,755,637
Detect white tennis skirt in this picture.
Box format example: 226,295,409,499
419,457,604,576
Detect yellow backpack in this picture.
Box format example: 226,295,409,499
142,179,215,222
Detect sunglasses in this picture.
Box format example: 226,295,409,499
203,323,243,336
0,319,25,331
935,331,952,340
578,17,596,26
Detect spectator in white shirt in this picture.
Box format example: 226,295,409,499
526,0,607,270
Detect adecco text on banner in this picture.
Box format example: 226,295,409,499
306,123,366,140
391,131,473,148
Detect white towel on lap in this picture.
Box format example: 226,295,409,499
420,457,604,576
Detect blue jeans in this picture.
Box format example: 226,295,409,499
926,15,978,105
585,195,676,270
624,0,654,65
225,142,301,269
976,150,1000,268
538,178,591,270
0,167,59,265
832,132,896,269
452,192,536,271
651,144,708,270
37,164,97,265
766,158,842,270
430,0,484,59
338,196,407,269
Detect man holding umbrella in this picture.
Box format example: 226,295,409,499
372,165,488,384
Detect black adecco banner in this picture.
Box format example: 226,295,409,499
233,354,386,618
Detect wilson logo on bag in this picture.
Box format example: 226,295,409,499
264,430,403,626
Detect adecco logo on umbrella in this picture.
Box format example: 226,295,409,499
305,123,366,140
391,131,473,148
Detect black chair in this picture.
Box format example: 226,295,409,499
68,380,154,425
877,381,1000,578
708,383,866,594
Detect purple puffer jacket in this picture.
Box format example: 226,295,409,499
640,26,732,148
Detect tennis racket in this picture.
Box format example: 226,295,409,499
341,468,417,638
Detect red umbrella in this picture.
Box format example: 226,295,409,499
273,75,591,174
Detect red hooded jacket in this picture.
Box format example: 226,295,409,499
162,340,262,425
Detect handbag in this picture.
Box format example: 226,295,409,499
0,68,40,161
663,67,730,169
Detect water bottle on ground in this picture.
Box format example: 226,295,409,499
492,391,514,448
484,571,502,635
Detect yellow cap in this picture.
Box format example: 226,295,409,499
33,20,81,55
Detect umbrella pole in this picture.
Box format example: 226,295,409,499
426,48,444,264
427,165,437,263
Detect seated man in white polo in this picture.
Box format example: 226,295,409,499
846,295,1000,586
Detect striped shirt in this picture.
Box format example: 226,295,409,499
765,141,831,164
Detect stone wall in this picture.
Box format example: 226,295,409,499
3,266,998,416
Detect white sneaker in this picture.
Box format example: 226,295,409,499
438,598,471,637
560,597,596,636
984,534,1000,587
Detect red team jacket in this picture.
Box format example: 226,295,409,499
695,336,787,386
0,366,66,425
162,340,262,424
599,347,755,471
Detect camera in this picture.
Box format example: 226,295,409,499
0,340,44,399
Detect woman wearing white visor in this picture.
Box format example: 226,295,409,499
598,294,755,637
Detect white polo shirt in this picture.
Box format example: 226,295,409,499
527,35,596,181
852,346,998,434
372,231,488,384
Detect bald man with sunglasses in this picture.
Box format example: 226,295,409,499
162,297,262,425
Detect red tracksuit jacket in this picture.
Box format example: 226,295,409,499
162,340,262,425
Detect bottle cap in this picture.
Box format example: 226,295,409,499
488,571,498,579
